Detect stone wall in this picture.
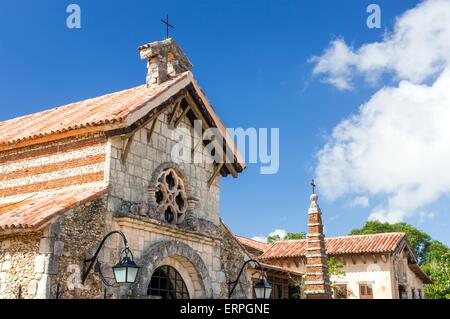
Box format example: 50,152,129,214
0,195,108,299
330,254,394,299
0,233,43,299
391,249,426,299
47,196,108,299
0,100,246,299
218,223,249,299
107,106,220,225
0,131,109,299
100,216,228,299
0,215,251,299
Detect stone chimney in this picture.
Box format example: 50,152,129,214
138,38,193,88
305,193,333,299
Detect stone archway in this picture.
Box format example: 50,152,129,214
134,240,212,298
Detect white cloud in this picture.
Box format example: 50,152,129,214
268,229,288,238
251,229,288,243
311,39,357,90
318,70,450,222
251,236,268,243
348,196,370,208
314,0,450,222
312,0,450,90
419,211,435,223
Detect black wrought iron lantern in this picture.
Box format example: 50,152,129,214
82,231,140,286
112,247,140,284
253,277,273,299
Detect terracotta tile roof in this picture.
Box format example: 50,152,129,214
235,235,270,253
259,233,406,259
0,71,245,174
259,262,304,277
0,72,190,146
0,187,107,230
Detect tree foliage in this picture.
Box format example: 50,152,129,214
328,257,346,292
328,257,345,278
267,232,306,244
421,250,450,299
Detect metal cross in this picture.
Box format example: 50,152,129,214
310,179,316,194
160,14,174,39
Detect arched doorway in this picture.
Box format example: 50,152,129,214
136,240,212,298
148,265,190,299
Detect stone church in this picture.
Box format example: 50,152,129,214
0,38,294,299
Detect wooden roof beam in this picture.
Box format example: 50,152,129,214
174,105,191,128
168,98,182,125
185,93,238,178
146,117,158,145
120,132,136,164
208,163,224,187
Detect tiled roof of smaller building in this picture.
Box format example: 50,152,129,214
0,187,107,230
259,233,406,259
235,235,270,253
259,263,304,277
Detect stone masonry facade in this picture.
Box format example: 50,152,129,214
94,103,244,298
0,195,107,299
0,96,248,299
0,38,250,299
106,106,220,225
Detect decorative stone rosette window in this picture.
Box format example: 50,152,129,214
151,168,188,224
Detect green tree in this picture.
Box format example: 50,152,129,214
328,257,345,278
267,234,281,244
422,250,450,299
425,240,449,263
349,221,431,264
284,232,306,240
328,257,346,294
267,232,306,244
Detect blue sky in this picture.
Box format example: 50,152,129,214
1,0,448,245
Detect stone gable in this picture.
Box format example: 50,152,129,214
107,105,220,225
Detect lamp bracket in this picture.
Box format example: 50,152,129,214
228,259,264,299
81,231,128,285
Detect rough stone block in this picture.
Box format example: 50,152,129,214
36,274,50,299
1,260,11,271
34,255,45,274
0,271,6,283
212,257,221,272
53,241,65,256
27,280,38,296
39,237,54,254
45,255,59,274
